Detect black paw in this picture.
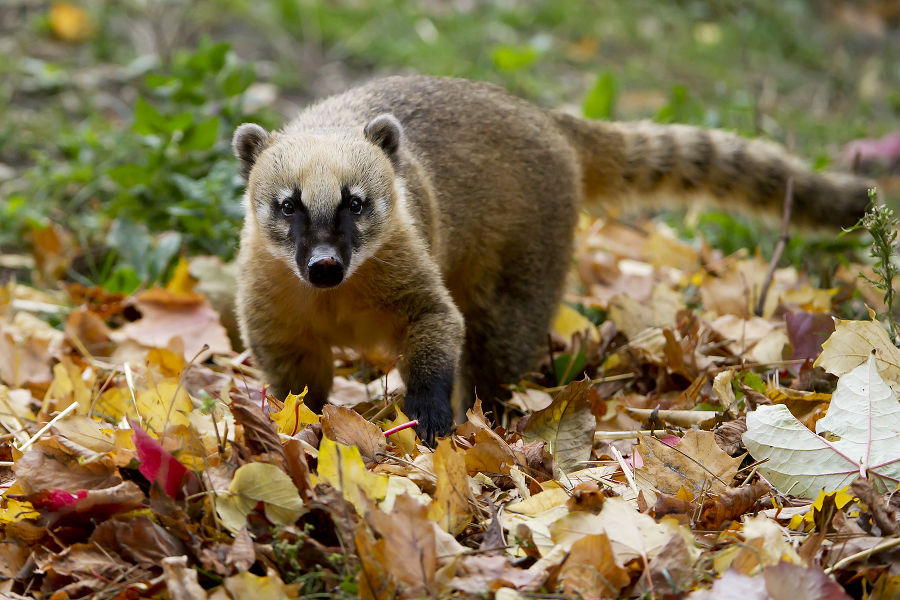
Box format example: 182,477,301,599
404,389,453,448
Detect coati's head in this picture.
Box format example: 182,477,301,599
233,114,403,288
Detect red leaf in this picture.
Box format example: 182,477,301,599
129,419,198,498
31,489,88,511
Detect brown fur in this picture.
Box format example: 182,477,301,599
234,75,870,443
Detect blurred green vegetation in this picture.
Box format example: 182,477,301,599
1,0,898,291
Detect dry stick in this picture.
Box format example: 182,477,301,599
755,177,794,317
825,536,900,575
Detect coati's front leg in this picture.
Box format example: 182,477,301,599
248,337,334,410
399,302,464,446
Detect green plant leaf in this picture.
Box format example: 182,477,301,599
492,45,538,71
108,164,151,188
133,97,164,135
181,118,219,151
582,72,618,120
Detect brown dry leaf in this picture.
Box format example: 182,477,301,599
321,404,386,465
114,290,231,362
427,438,472,535
229,392,285,464
367,493,436,595
163,555,208,600
699,482,770,530
64,308,113,357
608,284,684,340
636,430,743,497
632,530,696,596
29,223,74,280
551,497,676,563
448,554,539,594
90,515,187,569
34,542,138,580
227,527,256,571
0,320,55,387
463,428,522,476
558,533,630,599
522,378,595,475
15,437,120,494
355,523,397,600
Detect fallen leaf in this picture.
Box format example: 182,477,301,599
743,354,900,497
130,419,200,498
814,318,900,381
114,290,231,362
558,533,630,598
215,462,305,533
49,1,94,43
636,430,743,496
321,404,386,465
427,438,472,535
270,388,318,436
522,378,596,475
317,437,388,516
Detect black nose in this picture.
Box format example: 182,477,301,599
307,256,344,288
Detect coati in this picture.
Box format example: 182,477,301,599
233,75,869,444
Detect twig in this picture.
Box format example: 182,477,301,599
824,536,900,575
17,402,78,452
755,176,794,316
383,420,418,437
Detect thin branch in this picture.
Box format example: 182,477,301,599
755,176,794,317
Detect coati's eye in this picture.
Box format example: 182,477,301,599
281,200,295,216
348,196,364,215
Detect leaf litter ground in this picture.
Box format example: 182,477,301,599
1,216,899,599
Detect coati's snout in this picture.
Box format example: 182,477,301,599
306,249,344,288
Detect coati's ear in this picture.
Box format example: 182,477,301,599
364,114,402,160
232,123,269,179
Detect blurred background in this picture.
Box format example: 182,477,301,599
1,0,898,292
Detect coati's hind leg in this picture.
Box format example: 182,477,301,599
249,339,334,410
460,264,571,422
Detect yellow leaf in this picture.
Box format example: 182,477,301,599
136,378,192,434
0,499,40,524
49,2,94,43
43,356,93,414
165,257,197,296
383,408,416,454
553,304,598,341
223,570,295,600
271,388,317,435
505,487,570,515
426,438,472,535
316,437,388,516
215,463,305,533
146,347,186,378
